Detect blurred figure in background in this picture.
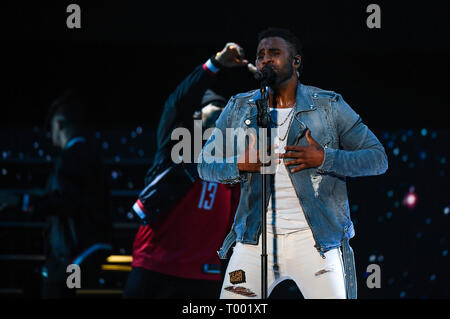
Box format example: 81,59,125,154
122,43,246,298
1,90,113,298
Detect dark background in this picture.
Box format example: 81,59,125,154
3,0,450,129
1,0,449,299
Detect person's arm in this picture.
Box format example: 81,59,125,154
155,62,219,153
316,94,388,177
156,43,248,155
27,151,86,217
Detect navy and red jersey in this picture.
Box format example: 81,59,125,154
131,180,240,281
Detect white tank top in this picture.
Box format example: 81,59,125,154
267,107,310,234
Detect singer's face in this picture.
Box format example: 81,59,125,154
256,37,295,86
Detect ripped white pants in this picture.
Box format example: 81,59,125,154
220,228,347,299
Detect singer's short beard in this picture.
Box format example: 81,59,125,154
274,62,295,87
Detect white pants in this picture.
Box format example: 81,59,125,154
220,228,347,299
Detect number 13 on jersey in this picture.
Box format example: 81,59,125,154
198,181,218,210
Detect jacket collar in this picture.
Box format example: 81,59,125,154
248,81,316,114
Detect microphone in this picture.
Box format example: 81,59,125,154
247,63,263,80
247,63,276,86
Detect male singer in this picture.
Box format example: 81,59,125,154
197,27,388,299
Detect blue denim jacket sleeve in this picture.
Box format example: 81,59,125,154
317,94,388,177
197,97,243,184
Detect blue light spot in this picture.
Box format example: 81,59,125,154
431,131,437,139
442,250,448,257
425,218,431,225
400,291,406,298
441,157,446,164
386,212,392,219
383,132,390,140
401,135,407,142
394,201,400,208
387,141,394,149
421,128,428,136
409,162,415,169
102,142,109,150
416,232,423,239
121,137,127,144
419,151,427,160
402,155,408,162
393,148,400,156
387,190,394,198
407,129,413,137
430,274,436,281
377,255,384,262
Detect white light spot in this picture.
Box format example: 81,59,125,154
404,192,417,209
444,207,449,215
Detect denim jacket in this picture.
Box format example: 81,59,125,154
197,81,388,298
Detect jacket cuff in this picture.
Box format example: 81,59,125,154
317,147,336,173
219,160,244,184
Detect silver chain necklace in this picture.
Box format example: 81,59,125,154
269,105,295,127
270,105,296,141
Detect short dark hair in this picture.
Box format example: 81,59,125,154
45,89,86,130
257,27,304,71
